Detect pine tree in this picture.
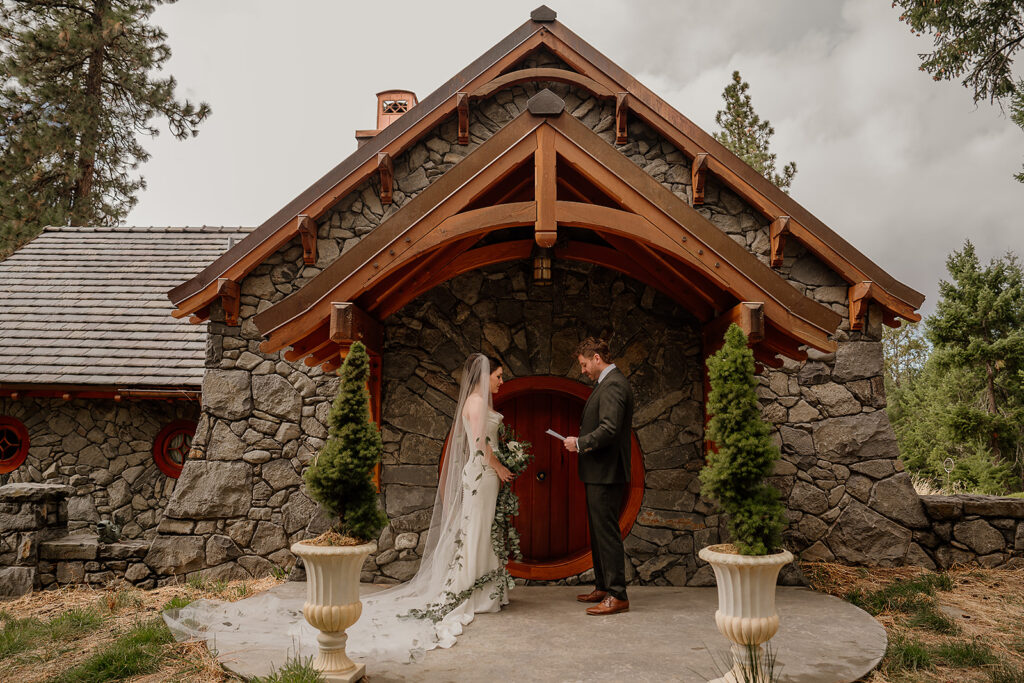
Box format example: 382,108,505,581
303,342,388,542
713,70,797,192
894,0,1024,182
0,0,210,256
700,324,787,555
882,321,930,391
926,240,1024,481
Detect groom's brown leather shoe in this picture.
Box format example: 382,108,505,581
576,589,607,603
586,595,629,615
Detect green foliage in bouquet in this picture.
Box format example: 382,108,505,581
303,342,387,542
700,324,787,555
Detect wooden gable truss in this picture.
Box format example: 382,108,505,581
170,8,922,337
252,96,843,373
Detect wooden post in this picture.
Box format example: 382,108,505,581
849,281,873,331
769,216,791,268
217,278,240,327
297,215,318,265
534,124,557,248
615,93,628,145
329,302,384,352
378,153,394,205
457,92,469,144
691,153,709,205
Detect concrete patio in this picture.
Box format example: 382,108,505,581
210,583,886,682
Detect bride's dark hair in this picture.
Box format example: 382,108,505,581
462,354,503,388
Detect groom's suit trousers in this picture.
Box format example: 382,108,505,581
585,482,627,601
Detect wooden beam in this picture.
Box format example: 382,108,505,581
849,281,872,331
470,67,615,100
297,215,317,266
185,304,211,325
306,341,343,367
535,124,557,248
378,153,394,205
691,153,709,205
753,346,785,369
368,236,480,316
217,278,240,327
703,302,766,348
769,216,791,268
457,92,469,145
283,323,330,362
759,322,808,363
330,302,384,352
615,93,628,145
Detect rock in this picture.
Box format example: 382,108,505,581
250,522,288,555
920,495,964,520
0,567,34,597
227,519,257,547
124,562,150,583
164,461,252,519
203,370,253,420
40,534,98,561
394,533,418,550
686,565,716,587
252,375,302,422
636,555,676,581
961,495,1024,518
953,519,1005,555
833,342,884,383
868,473,929,528
196,562,252,583
380,465,439,488
206,535,243,565
850,459,895,479
789,481,828,515
208,421,246,461
800,541,835,562
56,561,85,584
397,167,429,194
261,460,303,490
144,536,205,574
778,426,815,457
381,559,419,581
636,509,705,531
282,491,318,534
826,501,912,566
812,411,899,465
243,450,272,464
806,383,861,417
788,401,820,423
67,496,99,523
238,555,276,578
1016,524,1024,551
385,485,436,517
904,543,937,570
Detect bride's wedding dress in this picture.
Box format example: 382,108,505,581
164,355,511,665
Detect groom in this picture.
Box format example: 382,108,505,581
563,337,634,616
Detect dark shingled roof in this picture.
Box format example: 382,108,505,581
0,225,252,388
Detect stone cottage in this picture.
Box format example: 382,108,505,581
4,7,1022,595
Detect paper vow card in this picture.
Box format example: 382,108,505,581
545,428,567,441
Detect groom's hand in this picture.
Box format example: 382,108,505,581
564,436,579,453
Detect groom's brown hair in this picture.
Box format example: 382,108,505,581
575,337,612,363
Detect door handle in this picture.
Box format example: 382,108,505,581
536,471,546,481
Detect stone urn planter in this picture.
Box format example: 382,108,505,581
699,543,794,681
292,540,376,682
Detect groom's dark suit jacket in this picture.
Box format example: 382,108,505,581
577,367,634,485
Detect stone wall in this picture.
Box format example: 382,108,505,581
0,397,197,538
915,495,1024,569
152,58,926,581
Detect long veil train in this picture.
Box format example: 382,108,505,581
164,354,500,664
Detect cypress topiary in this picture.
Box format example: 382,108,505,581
303,341,388,543
700,324,787,555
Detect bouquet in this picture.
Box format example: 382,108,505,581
491,424,533,570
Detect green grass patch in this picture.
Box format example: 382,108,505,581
161,595,193,612
931,640,997,667
51,618,174,683
47,607,106,641
908,603,960,634
252,655,324,682
882,635,933,673
235,582,252,598
990,662,1024,683
845,572,953,615
0,613,46,658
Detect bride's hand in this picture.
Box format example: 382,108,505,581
495,463,514,484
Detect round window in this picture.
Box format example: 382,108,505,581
153,420,197,478
0,417,29,474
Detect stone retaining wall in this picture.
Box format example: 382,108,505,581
0,397,197,538
914,494,1024,569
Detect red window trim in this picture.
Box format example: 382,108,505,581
152,420,197,478
0,416,30,474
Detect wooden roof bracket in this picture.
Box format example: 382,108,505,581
703,301,766,349
330,302,384,353
457,92,470,145
692,153,709,205
217,278,240,327
378,153,394,205
849,281,873,331
769,216,791,268
297,215,318,266
615,93,628,145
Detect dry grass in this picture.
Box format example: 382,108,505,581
804,562,1024,682
0,575,282,682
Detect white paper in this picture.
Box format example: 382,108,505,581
545,428,567,441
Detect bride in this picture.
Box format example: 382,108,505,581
165,353,515,664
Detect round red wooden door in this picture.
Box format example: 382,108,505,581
494,376,644,580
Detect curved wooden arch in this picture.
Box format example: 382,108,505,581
471,67,615,101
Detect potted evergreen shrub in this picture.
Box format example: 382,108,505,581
697,324,793,680
292,341,388,682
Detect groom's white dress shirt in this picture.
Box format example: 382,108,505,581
597,363,617,384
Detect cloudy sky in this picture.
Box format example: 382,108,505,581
130,0,1023,316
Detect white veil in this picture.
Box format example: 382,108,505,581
164,354,496,665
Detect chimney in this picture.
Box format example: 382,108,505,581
355,89,418,147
